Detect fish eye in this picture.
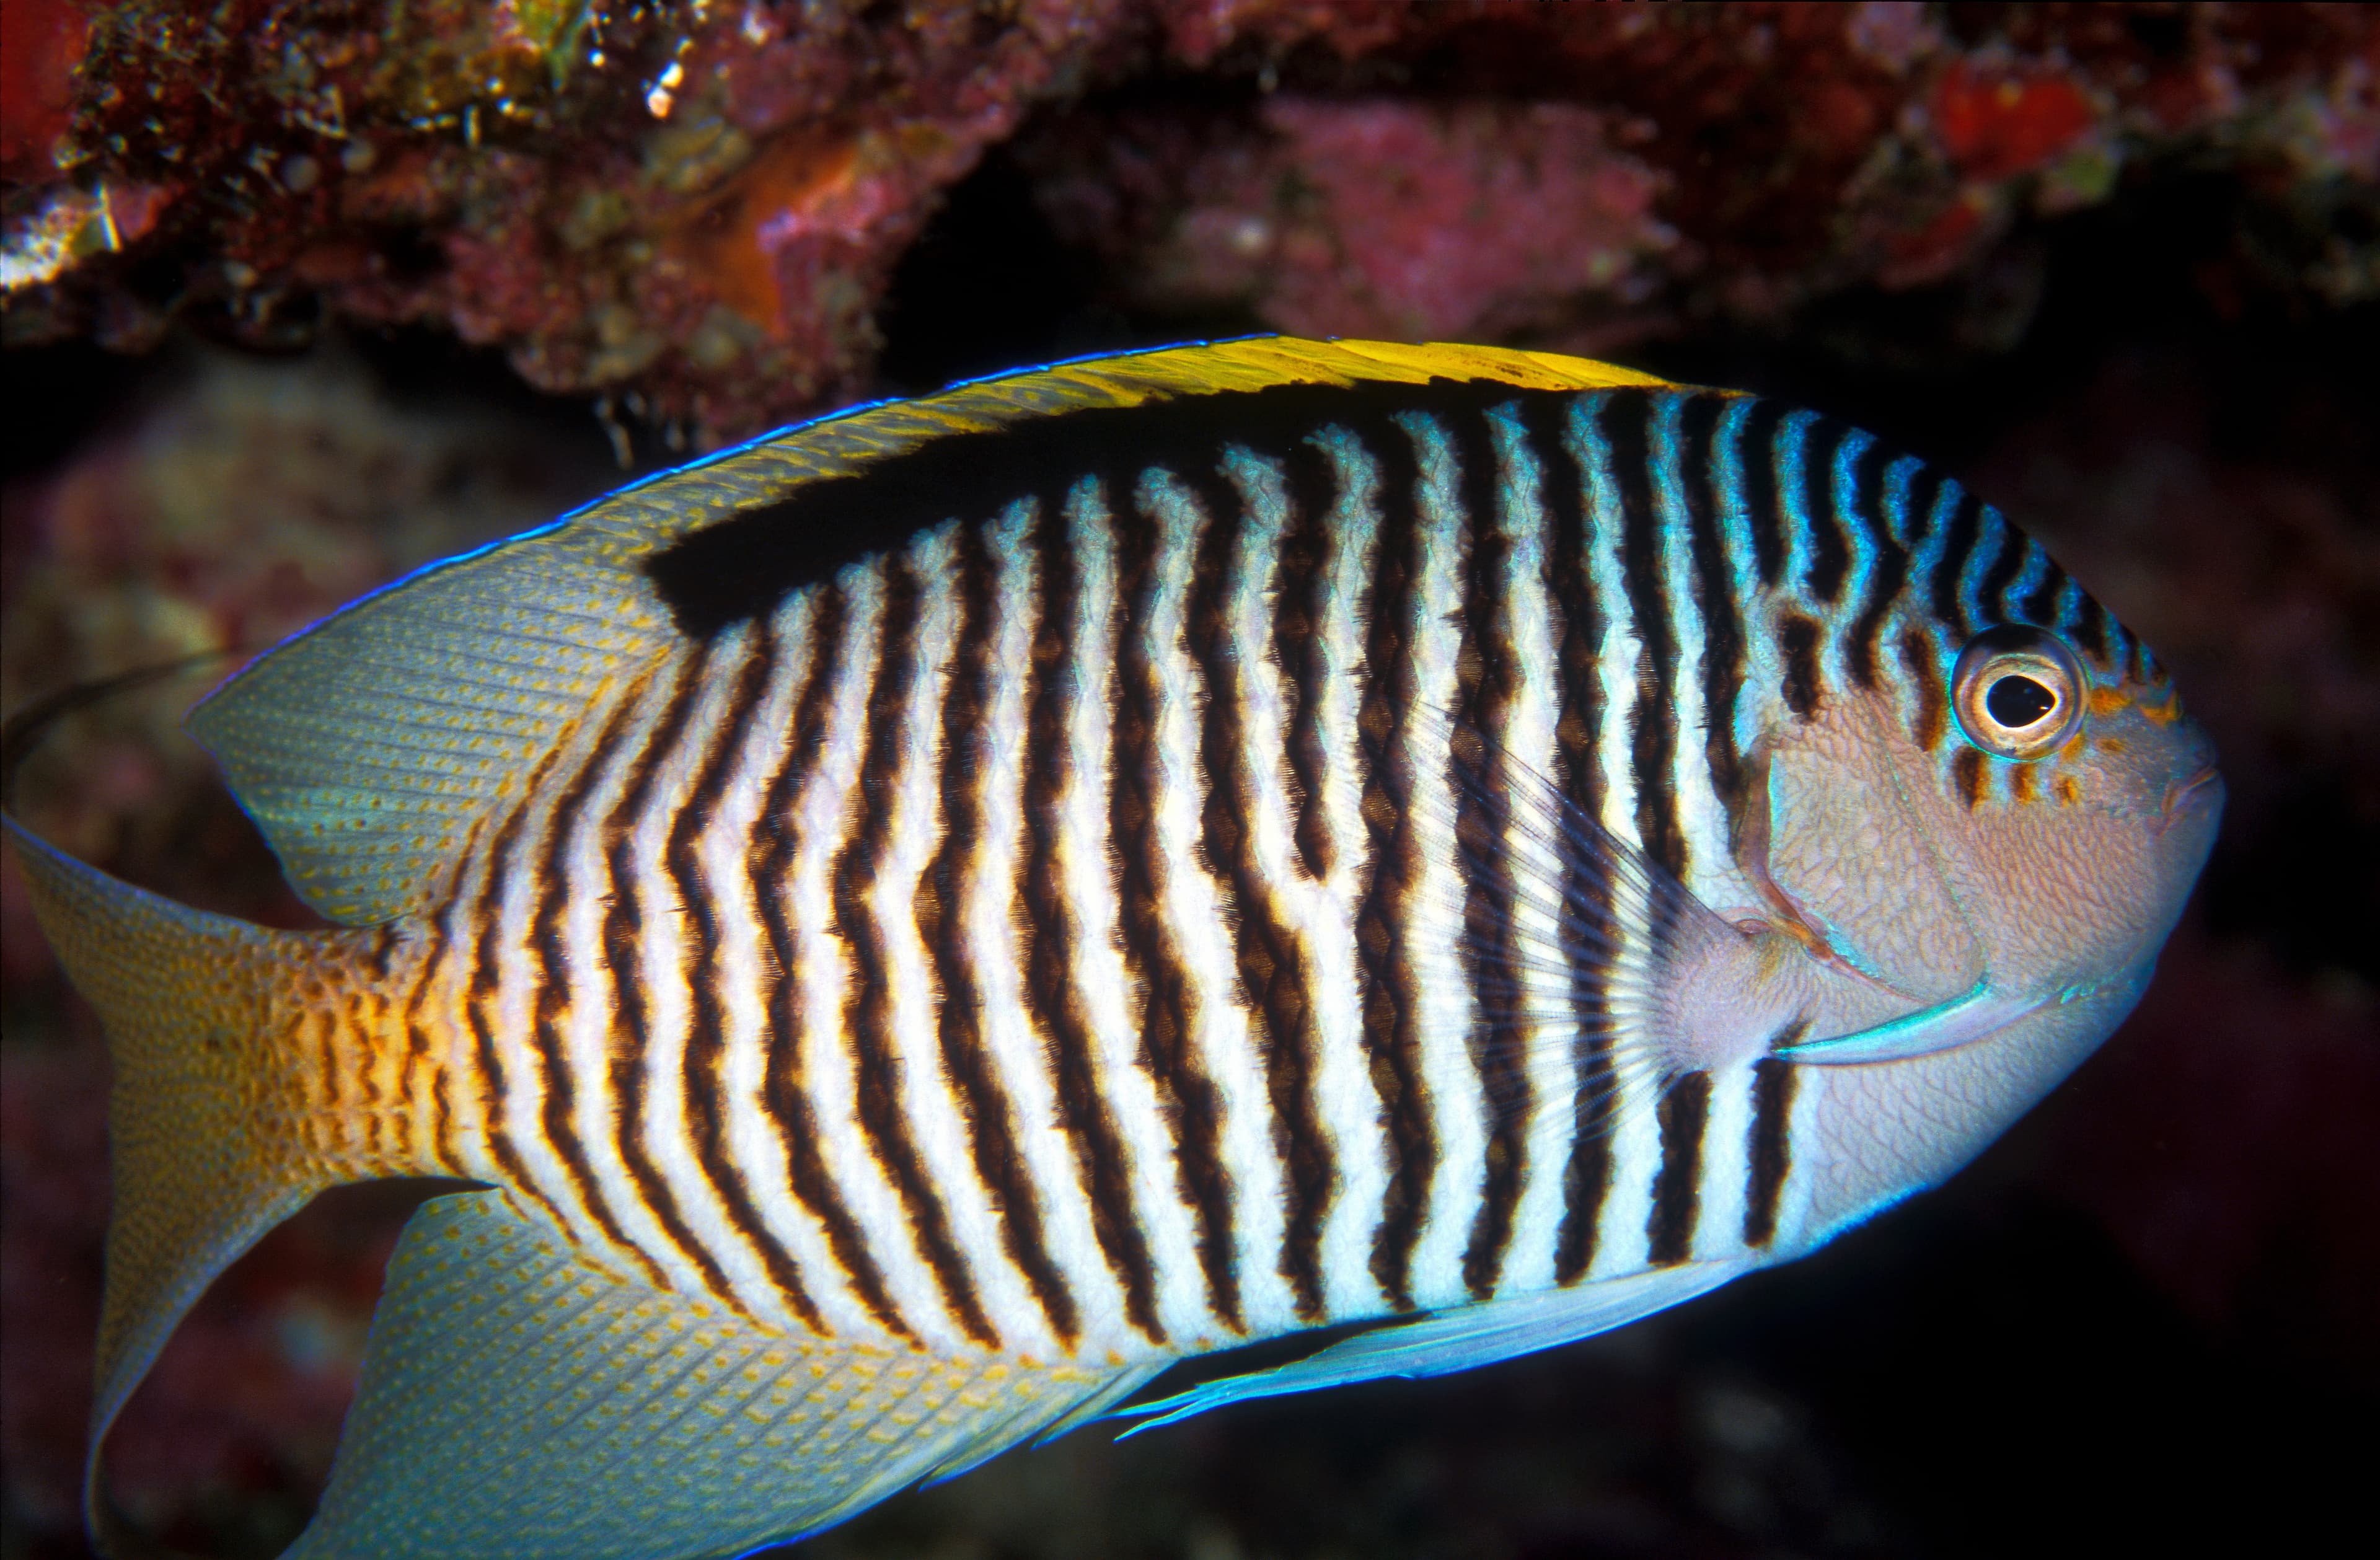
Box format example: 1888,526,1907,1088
1952,625,2085,760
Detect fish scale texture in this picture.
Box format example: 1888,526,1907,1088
294,1191,1132,1560
189,547,666,927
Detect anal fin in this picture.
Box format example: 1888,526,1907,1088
291,1191,1159,1560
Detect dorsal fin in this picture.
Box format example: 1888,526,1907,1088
188,337,1674,925
185,529,670,925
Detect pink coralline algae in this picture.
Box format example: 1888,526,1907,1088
1031,97,1677,347
0,0,90,181
0,346,610,907
1932,59,2100,182
0,2,2372,444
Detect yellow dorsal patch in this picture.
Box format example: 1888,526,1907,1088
571,335,1676,558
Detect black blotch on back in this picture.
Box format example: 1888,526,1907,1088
647,378,1571,637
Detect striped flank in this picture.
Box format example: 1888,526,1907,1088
416,377,2089,1360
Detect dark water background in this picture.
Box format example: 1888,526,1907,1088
5,116,2375,1560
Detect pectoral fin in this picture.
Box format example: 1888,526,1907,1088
1414,708,1788,1094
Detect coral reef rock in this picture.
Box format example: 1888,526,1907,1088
4,2,2374,445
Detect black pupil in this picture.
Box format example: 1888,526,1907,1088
1986,673,2058,728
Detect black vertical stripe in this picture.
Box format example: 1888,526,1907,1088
1850,431,1894,549
526,702,656,1276
461,765,571,1236
667,626,826,1331
1743,1018,1805,1249
1739,399,1791,588
1931,488,1985,635
394,935,427,1119
1451,405,1530,1302
1778,613,1825,720
833,556,1002,1349
1523,394,1615,1288
1018,486,1166,1344
1524,395,1608,822
430,1069,456,1177
1354,415,1435,1311
2073,592,2110,665
354,1003,385,1158
402,909,453,1170
1605,391,1687,883
923,519,1080,1346
2022,554,2069,625
1906,466,1949,553
315,1002,342,1112
1279,435,1339,883
1799,418,1853,604
1846,454,1919,690
751,585,914,1342
1551,1031,1615,1285
1679,395,1748,832
1194,451,1334,1323
1113,472,1243,1332
1645,1069,1711,1266
1978,526,2030,624
602,651,746,1310
351,934,390,1154
363,924,397,984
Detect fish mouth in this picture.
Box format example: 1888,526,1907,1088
2159,765,2224,834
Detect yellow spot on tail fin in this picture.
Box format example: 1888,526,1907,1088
2,817,421,1551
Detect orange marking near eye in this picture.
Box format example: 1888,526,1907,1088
2055,776,2080,805
2011,764,2037,803
2096,736,2127,755
2089,685,2131,719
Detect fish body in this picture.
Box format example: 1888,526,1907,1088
5,338,2221,1559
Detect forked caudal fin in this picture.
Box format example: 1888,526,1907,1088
1,817,425,1551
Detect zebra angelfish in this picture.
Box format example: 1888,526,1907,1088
7,338,2221,1560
